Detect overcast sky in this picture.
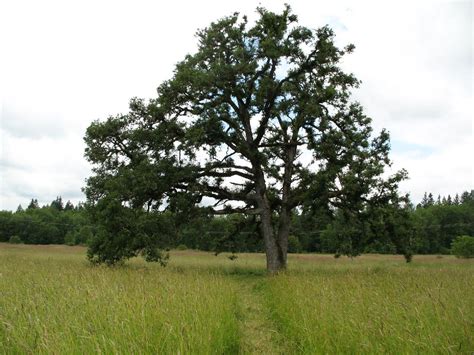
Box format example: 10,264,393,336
0,0,472,210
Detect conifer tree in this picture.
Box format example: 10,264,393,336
27,198,39,210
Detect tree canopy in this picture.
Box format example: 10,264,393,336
84,6,407,272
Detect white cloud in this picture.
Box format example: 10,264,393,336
334,1,473,202
0,0,472,210
393,137,473,202
0,129,91,208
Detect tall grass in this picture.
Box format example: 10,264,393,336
1,244,473,354
0,245,239,354
265,261,474,354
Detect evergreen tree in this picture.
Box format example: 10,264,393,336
27,198,39,210
51,196,64,211
427,193,435,206
447,195,453,205
64,200,75,211
420,192,429,208
454,193,460,205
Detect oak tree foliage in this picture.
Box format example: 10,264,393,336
84,6,407,272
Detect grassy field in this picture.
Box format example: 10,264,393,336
0,244,473,354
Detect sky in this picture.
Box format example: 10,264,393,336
0,0,472,210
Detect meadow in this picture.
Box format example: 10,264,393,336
0,244,472,354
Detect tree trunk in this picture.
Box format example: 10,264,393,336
260,144,295,273
277,206,290,267
253,161,288,274
260,196,287,274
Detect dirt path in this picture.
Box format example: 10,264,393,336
235,278,285,354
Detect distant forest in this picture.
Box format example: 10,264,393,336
1,191,473,255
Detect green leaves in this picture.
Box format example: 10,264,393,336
83,5,407,265
87,197,171,266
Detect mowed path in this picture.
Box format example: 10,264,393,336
234,277,287,354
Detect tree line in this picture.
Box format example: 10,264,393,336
1,191,472,257
0,197,92,245
410,191,474,254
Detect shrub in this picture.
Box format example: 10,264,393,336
451,235,474,258
176,244,188,250
75,226,94,246
9,235,22,244
64,231,76,246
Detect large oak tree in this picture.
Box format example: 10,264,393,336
84,6,407,273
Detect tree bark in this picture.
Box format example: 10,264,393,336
275,145,296,269
260,195,287,274
253,170,287,273
276,207,290,266
253,150,289,274
261,220,286,274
